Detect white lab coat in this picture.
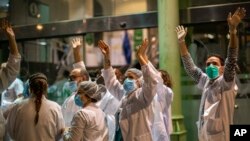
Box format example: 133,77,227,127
1,78,24,112
0,54,21,141
61,92,81,127
197,75,237,141
63,103,108,141
102,61,167,141
6,96,65,141
152,85,173,140
181,47,238,141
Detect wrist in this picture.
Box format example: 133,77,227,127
104,54,110,60
7,35,15,39
229,29,237,34
178,39,185,43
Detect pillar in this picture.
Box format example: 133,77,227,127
158,0,186,140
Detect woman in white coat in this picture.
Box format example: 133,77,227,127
6,73,65,141
63,81,109,141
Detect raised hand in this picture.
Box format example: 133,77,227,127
136,39,148,58
1,19,15,38
98,40,111,68
227,7,246,30
98,40,110,57
136,39,149,65
175,25,187,43
0,19,19,56
71,38,81,48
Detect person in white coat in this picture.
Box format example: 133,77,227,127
0,19,21,141
153,70,174,137
63,81,108,141
175,7,246,141
1,78,24,112
99,39,167,141
61,66,89,126
6,73,65,141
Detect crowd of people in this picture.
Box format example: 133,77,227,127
0,7,246,141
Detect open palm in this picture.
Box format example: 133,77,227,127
175,25,187,40
98,40,110,56
71,38,81,48
227,7,246,28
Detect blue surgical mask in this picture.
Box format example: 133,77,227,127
205,64,219,80
123,78,138,95
68,81,78,92
74,95,84,107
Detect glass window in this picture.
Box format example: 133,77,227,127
7,0,157,26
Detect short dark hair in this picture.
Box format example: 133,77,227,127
207,54,225,66
158,69,173,88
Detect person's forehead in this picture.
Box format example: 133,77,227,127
206,56,221,63
126,71,138,78
70,69,81,75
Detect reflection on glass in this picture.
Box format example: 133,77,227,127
8,0,157,26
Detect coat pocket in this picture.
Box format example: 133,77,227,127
206,118,223,135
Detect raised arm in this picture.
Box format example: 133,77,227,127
71,37,86,70
98,40,125,100
71,38,82,63
136,39,163,104
224,7,246,82
175,26,189,56
98,40,111,69
1,20,20,56
136,38,149,66
0,19,21,90
176,26,204,84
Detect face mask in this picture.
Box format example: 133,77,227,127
74,95,84,107
205,64,219,80
123,78,138,95
68,81,78,92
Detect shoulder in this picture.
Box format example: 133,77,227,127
45,99,62,110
